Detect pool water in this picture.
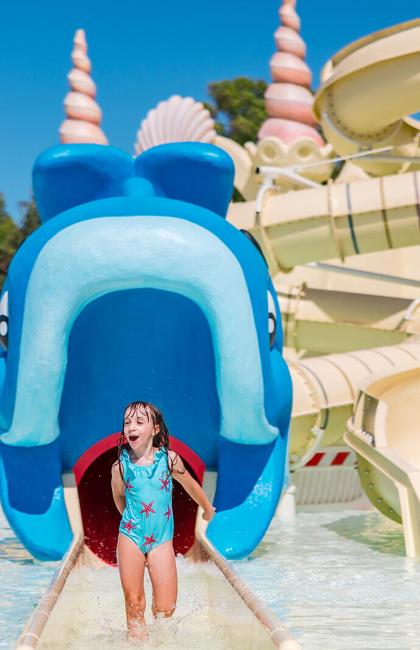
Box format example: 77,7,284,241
231,509,420,650
0,509,59,648
2,505,419,649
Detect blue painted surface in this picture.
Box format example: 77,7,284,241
0,142,292,560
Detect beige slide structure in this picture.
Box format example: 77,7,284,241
314,19,420,177
289,338,420,469
227,170,420,275
345,359,420,557
278,284,420,355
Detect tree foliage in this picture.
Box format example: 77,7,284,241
206,77,267,146
0,196,40,291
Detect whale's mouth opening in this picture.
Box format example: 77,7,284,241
59,287,220,564
73,435,205,565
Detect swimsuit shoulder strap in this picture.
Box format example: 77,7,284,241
119,448,130,477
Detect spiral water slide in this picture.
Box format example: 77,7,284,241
314,19,420,175
227,18,420,272
227,18,420,549
314,18,420,553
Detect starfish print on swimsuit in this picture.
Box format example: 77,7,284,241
123,519,136,533
164,506,172,520
140,501,156,519
143,534,157,548
159,475,170,492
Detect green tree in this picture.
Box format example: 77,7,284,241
0,196,41,291
0,194,20,285
206,77,268,146
17,198,41,241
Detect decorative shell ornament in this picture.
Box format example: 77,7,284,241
134,96,217,155
59,29,108,144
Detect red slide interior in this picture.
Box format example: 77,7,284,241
73,434,205,566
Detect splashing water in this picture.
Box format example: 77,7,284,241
39,556,272,649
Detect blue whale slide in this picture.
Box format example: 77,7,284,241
0,142,292,562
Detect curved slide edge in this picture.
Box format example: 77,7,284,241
314,19,420,171
345,361,420,556
196,507,301,649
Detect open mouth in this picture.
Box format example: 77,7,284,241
0,213,282,561
58,287,220,563
59,287,220,470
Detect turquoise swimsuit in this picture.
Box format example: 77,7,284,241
118,447,174,555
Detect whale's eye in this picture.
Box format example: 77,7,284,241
267,290,277,349
0,291,9,351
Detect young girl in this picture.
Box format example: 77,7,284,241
111,400,216,641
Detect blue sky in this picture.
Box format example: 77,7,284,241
0,0,419,222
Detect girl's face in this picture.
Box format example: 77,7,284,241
123,405,159,449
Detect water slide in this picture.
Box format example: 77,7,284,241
344,360,420,557
0,142,294,565
314,19,420,176
227,170,420,274
223,18,420,309
288,338,420,466
277,284,420,355
16,475,300,649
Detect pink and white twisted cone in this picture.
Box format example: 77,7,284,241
59,29,108,144
259,0,323,145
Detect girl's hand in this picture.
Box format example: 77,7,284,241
202,506,216,522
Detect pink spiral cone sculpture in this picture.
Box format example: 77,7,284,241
59,29,108,145
259,0,323,145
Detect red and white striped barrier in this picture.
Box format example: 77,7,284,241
294,447,362,505
304,448,356,468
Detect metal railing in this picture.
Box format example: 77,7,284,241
15,531,84,649
195,507,301,650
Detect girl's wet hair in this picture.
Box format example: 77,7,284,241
115,400,186,487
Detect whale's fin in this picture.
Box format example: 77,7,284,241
134,142,234,218
33,144,133,222
206,435,287,558
0,439,72,559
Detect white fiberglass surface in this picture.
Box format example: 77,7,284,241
231,509,420,650
0,506,271,650
38,557,272,650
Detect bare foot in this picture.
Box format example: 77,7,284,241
127,620,149,642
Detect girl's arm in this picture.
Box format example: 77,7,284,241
169,451,216,521
111,462,126,516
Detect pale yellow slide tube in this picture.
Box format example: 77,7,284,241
227,171,420,273
345,363,420,557
314,19,420,173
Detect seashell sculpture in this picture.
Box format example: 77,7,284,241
134,96,216,155
259,0,323,145
59,29,108,145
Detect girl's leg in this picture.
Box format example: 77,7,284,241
146,540,178,618
117,533,148,639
